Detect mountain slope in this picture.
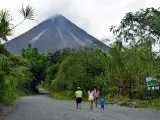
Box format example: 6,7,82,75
5,15,108,54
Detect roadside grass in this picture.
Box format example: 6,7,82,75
0,111,3,115
114,96,132,103
37,84,43,89
113,96,160,109
134,99,160,109
42,86,160,109
51,93,74,100
50,92,88,102
0,89,31,105
0,92,20,105
52,93,160,109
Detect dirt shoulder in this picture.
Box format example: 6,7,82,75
0,105,15,120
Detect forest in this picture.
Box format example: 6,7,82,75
0,5,160,108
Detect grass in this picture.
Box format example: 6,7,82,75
0,111,3,115
42,85,88,101
51,92,74,100
43,87,160,109
37,84,43,89
134,99,160,109
0,93,19,105
114,96,132,103
0,89,31,105
50,92,89,102
150,99,160,109
112,96,160,109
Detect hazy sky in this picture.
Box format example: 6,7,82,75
1,0,160,41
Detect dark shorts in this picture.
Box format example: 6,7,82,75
101,105,104,109
94,97,99,101
76,97,82,104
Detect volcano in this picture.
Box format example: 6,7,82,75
5,14,108,54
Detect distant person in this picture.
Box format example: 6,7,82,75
75,87,82,110
100,97,106,112
93,87,100,107
88,88,94,111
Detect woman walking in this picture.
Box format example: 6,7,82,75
88,88,94,111
93,87,100,107
75,87,82,110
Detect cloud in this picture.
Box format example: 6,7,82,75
1,0,160,41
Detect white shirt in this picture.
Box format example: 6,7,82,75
88,91,94,97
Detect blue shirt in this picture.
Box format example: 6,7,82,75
100,99,106,105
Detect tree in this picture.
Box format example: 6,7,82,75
50,47,107,97
110,7,160,49
21,44,47,92
0,4,35,43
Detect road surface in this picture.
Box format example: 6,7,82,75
4,95,160,120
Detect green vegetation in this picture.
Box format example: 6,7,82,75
21,44,46,93
0,5,38,105
0,5,160,109
134,99,160,109
42,7,160,108
0,45,33,105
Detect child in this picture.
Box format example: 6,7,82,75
100,97,106,112
88,88,94,112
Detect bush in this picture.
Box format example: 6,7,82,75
133,99,160,109
150,99,160,109
0,47,34,105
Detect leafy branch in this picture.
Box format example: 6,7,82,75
0,4,35,42
11,4,35,30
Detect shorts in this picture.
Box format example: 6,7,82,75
94,97,99,101
76,97,82,104
88,96,94,101
101,105,104,109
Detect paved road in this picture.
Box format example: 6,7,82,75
4,95,160,120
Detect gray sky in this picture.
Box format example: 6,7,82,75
1,0,160,42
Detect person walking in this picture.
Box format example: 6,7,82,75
75,87,82,110
88,88,94,111
93,87,100,107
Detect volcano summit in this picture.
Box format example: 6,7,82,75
5,15,108,54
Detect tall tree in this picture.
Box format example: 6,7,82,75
110,7,160,49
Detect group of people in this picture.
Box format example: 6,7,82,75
75,87,106,112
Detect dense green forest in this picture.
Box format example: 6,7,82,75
0,6,160,108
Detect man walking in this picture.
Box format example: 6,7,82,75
75,87,82,109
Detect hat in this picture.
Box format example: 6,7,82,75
77,87,81,90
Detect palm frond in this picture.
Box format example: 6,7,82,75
0,9,13,41
19,4,34,20
11,4,35,30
